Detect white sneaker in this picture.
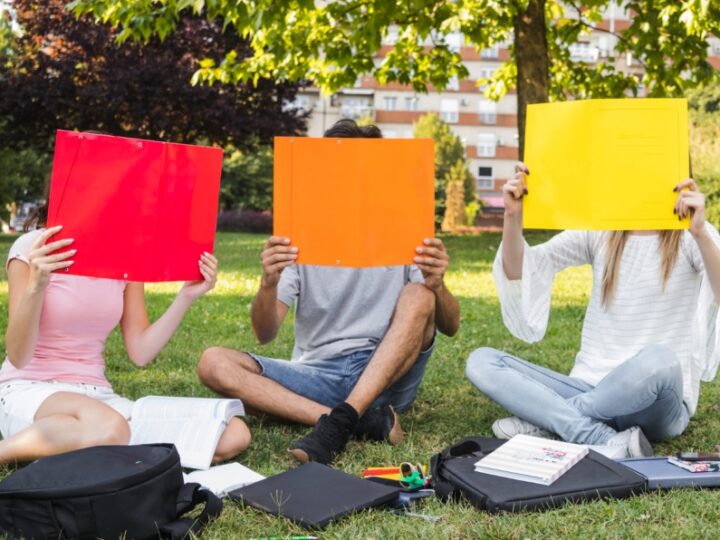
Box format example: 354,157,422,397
590,426,654,459
491,416,556,440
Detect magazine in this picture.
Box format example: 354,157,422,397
129,396,245,470
473,434,588,486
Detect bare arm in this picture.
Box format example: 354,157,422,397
250,236,296,344
5,226,75,368
501,163,530,280
121,253,218,366
675,179,720,303
413,238,460,337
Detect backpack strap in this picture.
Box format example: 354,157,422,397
158,483,223,540
430,438,484,501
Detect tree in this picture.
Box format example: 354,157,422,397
0,0,307,152
441,162,468,232
0,145,51,221
413,112,474,228
220,143,274,211
688,85,720,224
70,1,720,156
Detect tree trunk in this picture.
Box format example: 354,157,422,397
514,0,549,159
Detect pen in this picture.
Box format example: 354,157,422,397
249,537,318,540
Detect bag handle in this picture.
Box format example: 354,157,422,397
158,483,223,539
430,438,485,501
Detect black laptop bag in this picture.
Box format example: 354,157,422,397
0,444,222,540
430,437,647,513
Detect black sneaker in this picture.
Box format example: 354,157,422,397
354,405,404,445
288,413,353,465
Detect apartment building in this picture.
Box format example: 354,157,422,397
294,3,719,225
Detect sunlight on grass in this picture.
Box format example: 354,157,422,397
0,231,718,539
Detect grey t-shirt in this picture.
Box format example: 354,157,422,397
277,264,425,362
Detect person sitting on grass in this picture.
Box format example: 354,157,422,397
466,162,720,458
0,212,250,465
197,118,461,465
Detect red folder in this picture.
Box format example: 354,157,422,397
46,130,223,282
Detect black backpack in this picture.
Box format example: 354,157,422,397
0,444,222,539
430,436,647,513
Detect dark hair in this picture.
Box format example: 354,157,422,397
323,118,382,139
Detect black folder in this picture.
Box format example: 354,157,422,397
228,462,401,529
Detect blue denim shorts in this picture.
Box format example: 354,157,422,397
249,339,435,413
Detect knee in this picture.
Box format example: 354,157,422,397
636,344,681,376
92,413,130,446
465,347,504,390
213,418,252,463
198,347,233,387
398,283,435,320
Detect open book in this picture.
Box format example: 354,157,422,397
474,435,588,486
129,396,245,470
184,462,265,497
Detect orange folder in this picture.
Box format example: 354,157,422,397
274,137,435,267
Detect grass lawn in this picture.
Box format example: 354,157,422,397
1,231,719,539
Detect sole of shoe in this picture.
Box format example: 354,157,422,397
288,447,311,464
387,407,404,446
491,420,514,440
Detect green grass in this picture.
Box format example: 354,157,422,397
1,231,719,539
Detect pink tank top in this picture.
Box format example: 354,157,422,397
0,230,126,386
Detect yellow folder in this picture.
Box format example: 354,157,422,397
523,98,689,230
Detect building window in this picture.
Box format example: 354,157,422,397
478,100,497,125
480,47,499,59
440,99,459,123
477,166,494,190
405,96,419,111
446,32,463,52
340,96,374,119
383,96,398,110
403,129,413,138
569,41,598,62
385,25,399,45
447,76,460,91
384,129,398,138
477,133,496,158
283,94,312,112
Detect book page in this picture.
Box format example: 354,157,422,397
129,416,224,470
185,462,265,497
131,396,244,422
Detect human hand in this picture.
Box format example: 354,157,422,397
503,162,529,217
674,179,706,238
260,236,297,289
180,252,218,300
414,238,449,292
27,225,75,291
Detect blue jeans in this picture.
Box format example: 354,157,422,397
465,344,689,444
250,339,434,413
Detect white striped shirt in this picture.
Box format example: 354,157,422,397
493,224,720,416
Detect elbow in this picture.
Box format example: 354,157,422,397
127,348,152,367
441,319,460,338
252,326,277,346
6,351,30,370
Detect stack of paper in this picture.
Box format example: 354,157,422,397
185,462,265,497
474,435,589,486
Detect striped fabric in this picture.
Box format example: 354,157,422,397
492,224,720,416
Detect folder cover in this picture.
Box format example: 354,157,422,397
46,130,223,282
274,137,435,267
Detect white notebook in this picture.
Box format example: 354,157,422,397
473,435,588,486
129,396,245,470
184,462,265,497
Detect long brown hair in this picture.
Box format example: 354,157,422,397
601,230,683,306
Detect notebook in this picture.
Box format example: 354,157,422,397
620,457,720,489
184,462,265,497
473,435,589,486
228,462,401,529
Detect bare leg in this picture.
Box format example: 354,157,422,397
198,348,330,426
212,417,252,463
345,283,435,415
0,392,130,465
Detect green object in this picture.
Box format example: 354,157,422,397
400,462,427,490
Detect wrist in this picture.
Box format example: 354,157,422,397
260,274,278,291
692,224,711,243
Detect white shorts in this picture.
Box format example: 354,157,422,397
0,379,133,439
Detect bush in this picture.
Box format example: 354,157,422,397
216,209,273,233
